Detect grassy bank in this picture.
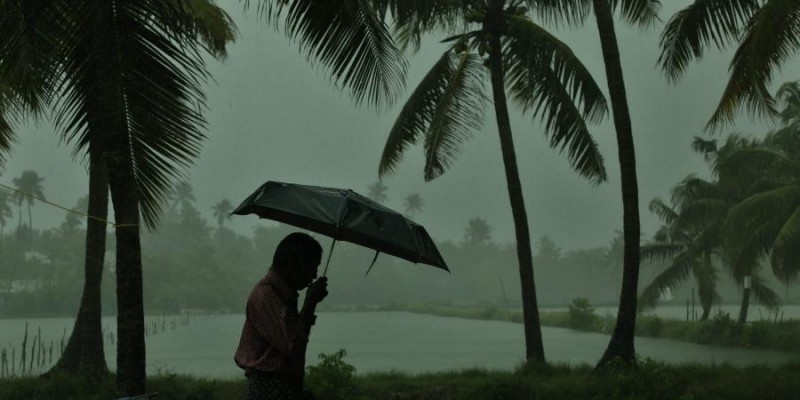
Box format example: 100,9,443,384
381,302,800,353
3,361,800,400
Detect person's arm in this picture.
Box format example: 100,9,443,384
246,289,307,356
287,278,328,388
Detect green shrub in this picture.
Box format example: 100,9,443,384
567,297,597,331
637,315,664,336
305,349,359,400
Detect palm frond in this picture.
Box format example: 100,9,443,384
611,0,661,28
658,0,759,83
675,198,729,231
246,0,407,108
639,251,697,310
0,0,63,115
379,47,486,180
715,147,799,184
179,0,239,59
722,184,800,275
707,1,800,130
641,242,684,262
528,0,592,27
771,201,800,281
382,0,465,51
52,0,230,229
504,15,608,184
691,136,717,162
423,50,486,181
750,274,780,309
0,108,15,167
648,197,678,225
670,176,725,206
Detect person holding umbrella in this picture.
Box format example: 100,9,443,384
234,232,329,400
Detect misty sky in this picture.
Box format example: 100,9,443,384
1,0,797,251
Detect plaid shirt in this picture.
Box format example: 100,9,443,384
235,269,309,387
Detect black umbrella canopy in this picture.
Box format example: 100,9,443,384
232,181,449,271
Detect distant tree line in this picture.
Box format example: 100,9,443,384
3,180,795,318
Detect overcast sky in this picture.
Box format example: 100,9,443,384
1,1,796,251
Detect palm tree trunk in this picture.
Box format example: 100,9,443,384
91,1,146,394
486,4,545,363
592,0,642,368
49,145,110,377
738,286,751,324
698,251,714,321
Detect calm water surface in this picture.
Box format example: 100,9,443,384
1,311,798,378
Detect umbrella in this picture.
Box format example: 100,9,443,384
232,181,449,274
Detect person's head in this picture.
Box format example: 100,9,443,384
271,232,323,290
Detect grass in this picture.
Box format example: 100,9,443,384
3,361,800,400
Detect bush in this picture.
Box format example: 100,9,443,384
305,349,359,400
567,297,597,331
637,315,664,336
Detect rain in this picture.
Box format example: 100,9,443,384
1,0,800,399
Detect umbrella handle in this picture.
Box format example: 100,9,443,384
322,239,336,277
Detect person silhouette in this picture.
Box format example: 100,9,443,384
235,232,329,399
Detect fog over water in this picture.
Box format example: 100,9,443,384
3,0,798,251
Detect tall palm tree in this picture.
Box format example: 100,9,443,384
171,181,197,211
403,193,423,220
0,0,236,393
367,181,389,204
659,0,800,130
12,170,44,234
640,194,721,321
532,0,659,366
379,0,610,363
714,128,800,322
464,217,492,247
212,198,233,229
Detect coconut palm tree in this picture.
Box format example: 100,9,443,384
0,0,236,393
464,217,492,247
378,0,610,363
367,181,389,204
645,135,784,324
403,193,423,219
12,170,44,234
212,198,233,229
640,194,721,321
659,0,800,130
172,181,197,212
531,0,659,366
715,128,800,322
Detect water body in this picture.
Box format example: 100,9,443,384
1,312,798,379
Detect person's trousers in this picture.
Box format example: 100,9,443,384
246,371,315,400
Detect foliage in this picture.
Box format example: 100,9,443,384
305,349,360,400
659,0,800,130
5,359,800,399
567,297,597,330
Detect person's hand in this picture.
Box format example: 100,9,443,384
306,277,328,305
